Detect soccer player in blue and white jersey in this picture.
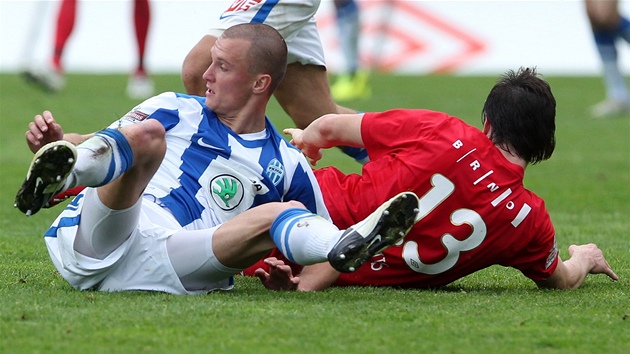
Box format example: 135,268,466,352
14,24,420,294
182,0,369,163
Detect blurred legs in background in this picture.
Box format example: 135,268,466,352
126,0,154,99
23,0,154,99
330,0,371,101
586,0,630,118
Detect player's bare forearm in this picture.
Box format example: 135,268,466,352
254,258,339,291
536,244,618,290
538,258,589,290
307,113,364,149
296,263,340,291
284,113,365,165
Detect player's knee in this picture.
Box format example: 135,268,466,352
261,201,307,221
143,120,166,154
587,12,619,31
590,18,616,31
124,120,166,160
139,119,165,139
284,200,306,210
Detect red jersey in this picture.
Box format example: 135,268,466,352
244,109,558,288
318,109,558,288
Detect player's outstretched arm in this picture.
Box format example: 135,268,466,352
537,244,619,290
284,113,364,165
254,258,341,291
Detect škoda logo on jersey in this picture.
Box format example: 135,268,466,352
211,174,244,211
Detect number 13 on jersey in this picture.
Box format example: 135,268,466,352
402,174,487,275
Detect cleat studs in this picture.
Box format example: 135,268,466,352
414,208,419,213
68,157,74,163
35,158,40,164
402,194,408,199
13,203,17,208
56,175,62,181
399,231,405,236
26,210,32,216
383,210,389,216
348,267,355,272
339,254,346,260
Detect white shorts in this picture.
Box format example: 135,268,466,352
209,0,326,66
44,188,235,295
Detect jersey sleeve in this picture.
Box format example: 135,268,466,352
361,109,453,159
108,92,182,130
501,199,559,281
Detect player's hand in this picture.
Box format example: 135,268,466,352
283,128,323,166
254,257,300,291
26,110,65,153
569,244,619,281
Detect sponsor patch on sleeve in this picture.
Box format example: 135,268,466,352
122,108,150,123
545,237,559,270
224,0,263,15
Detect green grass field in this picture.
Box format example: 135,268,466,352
0,73,628,353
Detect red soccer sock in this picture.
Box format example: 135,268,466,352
52,0,77,72
133,0,150,74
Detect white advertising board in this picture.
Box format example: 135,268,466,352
1,0,628,75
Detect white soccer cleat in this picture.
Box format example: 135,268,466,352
22,68,66,93
15,141,77,216
126,73,154,100
327,191,420,273
590,99,630,119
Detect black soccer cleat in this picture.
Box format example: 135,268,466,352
327,191,420,273
14,141,77,216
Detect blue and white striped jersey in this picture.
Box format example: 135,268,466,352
114,92,329,230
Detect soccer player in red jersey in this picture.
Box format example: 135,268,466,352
251,67,619,291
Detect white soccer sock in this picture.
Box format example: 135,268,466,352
65,129,134,189
270,208,344,265
595,31,630,102
599,45,629,102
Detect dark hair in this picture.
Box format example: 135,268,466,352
482,67,556,164
222,23,288,94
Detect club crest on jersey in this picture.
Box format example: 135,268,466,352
210,174,244,211
266,158,284,186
